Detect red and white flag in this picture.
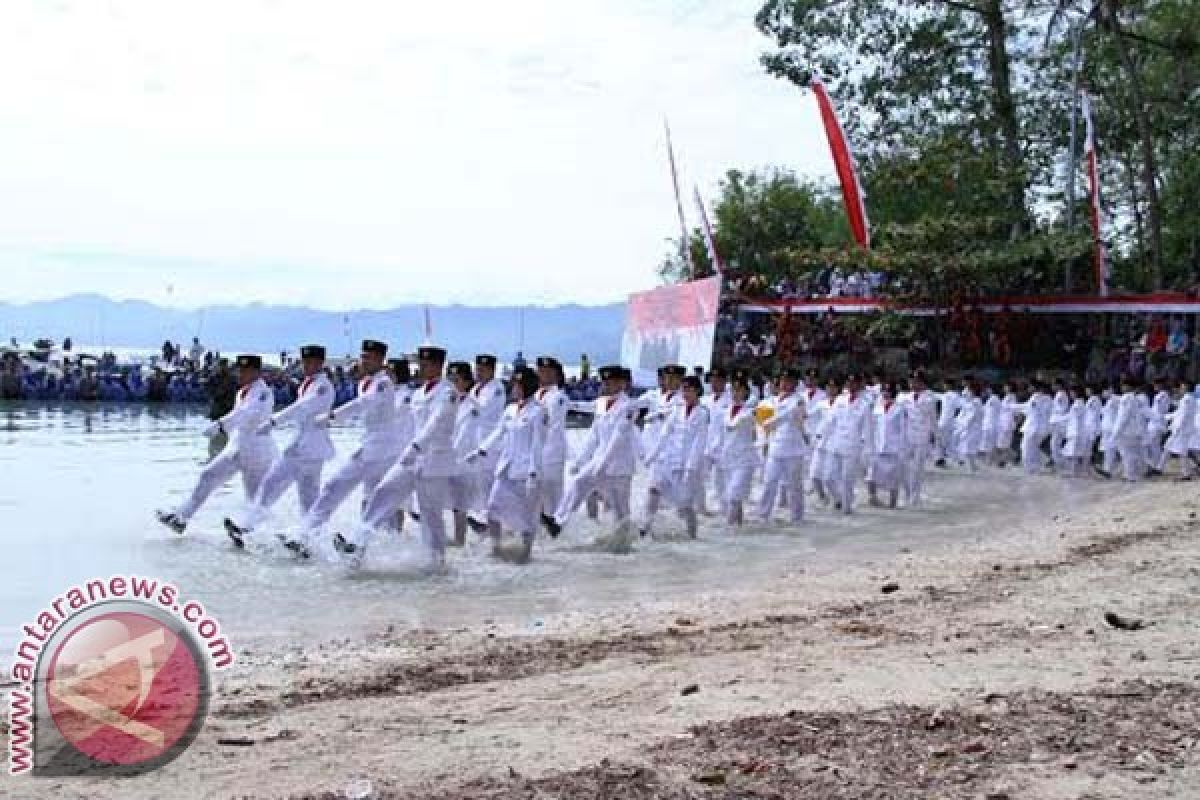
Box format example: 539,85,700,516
1081,91,1110,297
693,186,723,274
664,118,695,278
811,75,870,250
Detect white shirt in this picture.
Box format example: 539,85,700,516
219,378,278,459
650,401,710,472
480,400,545,481
874,399,909,456
761,392,808,459
272,372,335,461
535,385,570,467
720,402,760,469
332,370,400,461
407,378,459,476
828,391,872,456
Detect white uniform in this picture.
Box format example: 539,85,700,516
643,401,710,535
553,392,639,527
479,399,545,541
996,392,1019,459
534,385,570,517
756,392,809,524
299,370,400,537
1050,389,1070,466
176,378,278,522
719,402,760,524
954,391,983,470
1113,390,1147,481
1146,389,1171,469
641,388,683,488
1015,391,1052,474
828,391,871,513
872,398,909,496
702,387,733,514
1099,392,1120,474
451,389,490,516
1084,395,1104,461
981,393,1002,456
468,378,508,511
1163,392,1196,477
236,372,336,529
811,395,840,492
1061,398,1088,475
359,377,460,561
936,390,961,463
903,389,938,505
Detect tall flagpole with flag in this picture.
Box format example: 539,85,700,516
693,186,723,274
810,74,870,250
423,305,433,344
664,118,695,279
1081,91,1110,297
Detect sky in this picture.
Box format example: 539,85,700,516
0,0,834,310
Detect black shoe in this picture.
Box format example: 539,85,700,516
466,515,488,535
1147,468,1163,478
332,533,357,554
223,517,248,548
409,511,421,522
935,459,946,468
639,528,648,538
540,512,562,538
1094,467,1111,480
156,510,186,535
283,538,311,559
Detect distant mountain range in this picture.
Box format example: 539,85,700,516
0,294,626,362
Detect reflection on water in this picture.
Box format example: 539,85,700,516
0,402,1116,652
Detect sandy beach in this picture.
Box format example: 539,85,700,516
3,474,1199,799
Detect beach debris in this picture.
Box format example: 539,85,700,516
881,582,900,594
344,777,374,799
1105,611,1145,631
693,769,726,785
216,736,255,747
681,683,700,696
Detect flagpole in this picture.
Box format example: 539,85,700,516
664,118,694,279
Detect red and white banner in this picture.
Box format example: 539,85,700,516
1081,91,1110,296
812,75,870,250
693,186,723,274
740,292,1200,316
621,276,722,387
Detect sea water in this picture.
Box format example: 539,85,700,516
0,403,1113,654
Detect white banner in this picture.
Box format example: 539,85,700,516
620,276,721,388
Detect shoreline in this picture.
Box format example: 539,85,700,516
3,478,1199,798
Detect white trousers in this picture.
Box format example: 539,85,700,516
538,461,565,519
1050,425,1066,466
301,454,393,534
178,448,272,521
723,464,756,522
361,462,419,530
870,452,905,493
757,455,807,523
936,423,955,461
487,476,538,538
906,441,931,505
556,470,632,526
1116,437,1144,481
829,451,860,514
239,456,325,529
1021,432,1047,474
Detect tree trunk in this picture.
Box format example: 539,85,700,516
1102,0,1164,288
979,0,1027,238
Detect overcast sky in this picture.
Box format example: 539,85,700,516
0,0,833,310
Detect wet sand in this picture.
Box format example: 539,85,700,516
3,472,1199,799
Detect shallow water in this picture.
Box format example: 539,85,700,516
0,403,1116,654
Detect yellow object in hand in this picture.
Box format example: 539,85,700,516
754,405,775,425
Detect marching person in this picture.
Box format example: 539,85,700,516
541,366,639,537
157,354,277,534
701,367,732,516
351,345,458,569
1112,377,1147,482
868,382,908,508
1060,385,1089,477
1145,378,1171,476
447,361,487,545
954,378,983,473
755,367,808,525
1084,384,1105,472
389,357,418,529
903,371,938,506
1049,379,1070,469
641,375,710,538
223,345,335,546
1159,380,1196,480
284,340,399,555
1098,380,1121,478
828,374,871,514
534,356,570,518
934,379,961,468
810,376,841,507
719,376,760,527
981,384,1003,466
1015,380,1053,474
466,366,545,563
468,354,508,518
995,382,1020,468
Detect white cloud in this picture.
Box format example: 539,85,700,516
0,0,834,309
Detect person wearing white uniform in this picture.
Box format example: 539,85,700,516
466,367,545,562
283,340,399,555
641,375,710,538
386,357,418,529
954,380,984,472
1098,381,1121,478
701,367,732,516
1145,379,1171,476
348,345,459,569
1161,380,1197,479
534,356,570,518
868,383,908,508
755,368,809,525
1060,385,1089,477
446,361,488,545
828,375,872,514
995,383,1020,467
223,345,335,546
1112,378,1148,481
903,371,938,506
811,378,841,506
719,378,760,527
637,364,686,489
935,382,961,467
157,354,278,534
980,385,1002,465
1014,381,1053,474
468,354,508,521
1049,380,1070,469
1083,384,1104,471
542,366,639,537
